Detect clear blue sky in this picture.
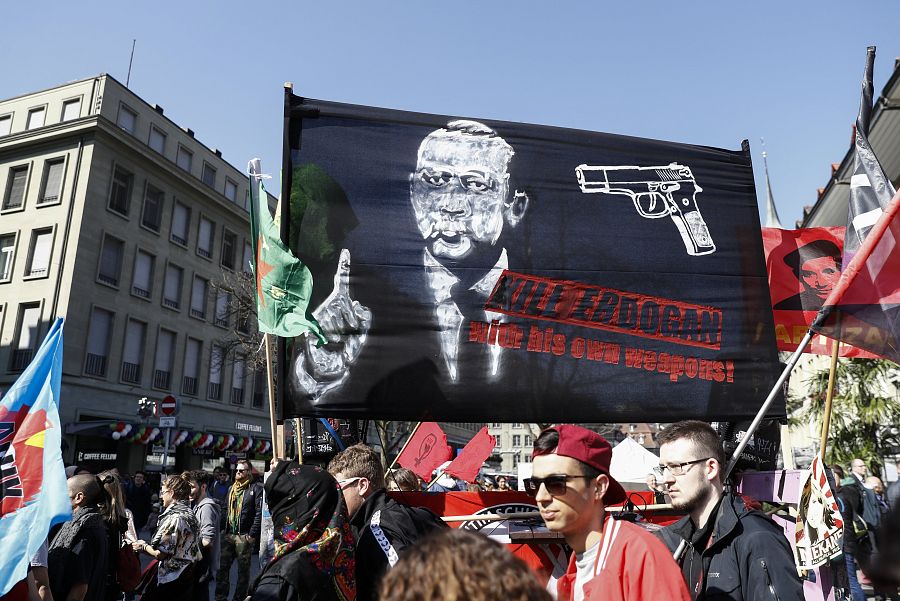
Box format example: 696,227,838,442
5,1,899,226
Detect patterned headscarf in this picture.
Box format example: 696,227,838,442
253,460,355,601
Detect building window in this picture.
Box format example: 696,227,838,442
176,145,193,172
236,310,251,335
524,435,532,446
25,228,53,278
224,179,238,203
252,370,266,408
0,115,11,137
108,165,133,216
214,290,230,327
11,304,41,371
148,126,166,154
513,423,523,429
26,107,46,130
242,241,253,274
61,98,81,122
121,319,146,384
201,162,216,188
512,434,521,447
231,355,245,405
153,329,176,390
221,229,237,270
197,217,214,259
182,338,202,396
85,307,113,377
117,104,137,134
97,234,124,287
141,184,165,232
3,165,29,211
38,158,65,205
190,275,208,320
208,345,224,400
490,423,502,428
131,250,155,299
0,233,17,282
512,453,521,468
170,201,190,246
162,263,183,310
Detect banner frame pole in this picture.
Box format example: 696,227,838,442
264,333,279,458
374,422,395,483
818,335,842,461
724,329,814,479
387,422,423,472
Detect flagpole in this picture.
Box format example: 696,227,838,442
264,333,279,458
387,422,423,471
374,422,395,483
295,418,304,463
724,330,814,479
818,335,841,461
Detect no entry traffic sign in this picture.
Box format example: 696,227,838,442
160,395,179,416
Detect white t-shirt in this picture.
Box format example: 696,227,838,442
573,541,601,601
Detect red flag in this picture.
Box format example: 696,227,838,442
396,422,453,481
762,226,877,358
443,427,496,483
810,187,900,362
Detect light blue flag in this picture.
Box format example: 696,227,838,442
0,317,71,595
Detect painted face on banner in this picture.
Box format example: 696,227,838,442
410,121,514,260
799,255,840,301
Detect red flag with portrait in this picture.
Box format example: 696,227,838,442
396,422,453,481
762,227,877,358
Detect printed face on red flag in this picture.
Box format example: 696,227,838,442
762,227,878,358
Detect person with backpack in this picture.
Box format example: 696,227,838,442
327,443,447,601
833,465,870,601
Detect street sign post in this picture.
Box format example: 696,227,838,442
159,416,177,428
157,395,179,473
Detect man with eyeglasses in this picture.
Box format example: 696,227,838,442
656,420,803,600
529,425,690,601
328,444,446,601
215,460,262,601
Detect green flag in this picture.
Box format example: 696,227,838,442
248,161,325,342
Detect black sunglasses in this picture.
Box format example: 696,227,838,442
524,474,593,496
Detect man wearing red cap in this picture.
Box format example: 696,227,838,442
529,425,690,601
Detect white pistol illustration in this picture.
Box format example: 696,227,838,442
575,163,715,256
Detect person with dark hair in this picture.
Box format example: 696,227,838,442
184,470,221,601
385,468,421,492
49,474,110,601
656,420,803,600
248,459,356,601
832,464,869,601
529,425,689,601
327,444,446,601
379,528,550,601
215,460,263,601
132,474,201,601
97,470,138,601
773,239,842,311
125,470,153,531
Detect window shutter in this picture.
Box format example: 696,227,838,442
123,320,146,364
87,308,112,355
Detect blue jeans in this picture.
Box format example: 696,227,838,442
845,552,866,601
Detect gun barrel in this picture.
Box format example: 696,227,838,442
576,163,693,188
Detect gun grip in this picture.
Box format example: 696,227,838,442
667,194,715,256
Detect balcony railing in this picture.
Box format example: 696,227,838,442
190,308,206,319
10,349,33,371
231,387,244,405
197,247,212,259
162,298,179,310
170,233,187,246
132,285,150,298
182,376,198,396
121,362,141,383
84,353,107,377
208,382,221,400
97,273,119,286
153,369,170,390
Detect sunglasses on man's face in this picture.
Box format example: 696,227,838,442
524,474,593,496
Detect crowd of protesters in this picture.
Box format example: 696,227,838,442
10,424,900,601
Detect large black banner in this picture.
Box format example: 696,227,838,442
284,96,781,422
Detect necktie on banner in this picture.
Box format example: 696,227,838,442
444,427,497,483
0,318,71,595
762,226,877,358
395,422,453,481
247,159,325,342
843,47,896,261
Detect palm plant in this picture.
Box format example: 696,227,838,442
794,358,900,473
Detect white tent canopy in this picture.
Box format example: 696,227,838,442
610,436,659,486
